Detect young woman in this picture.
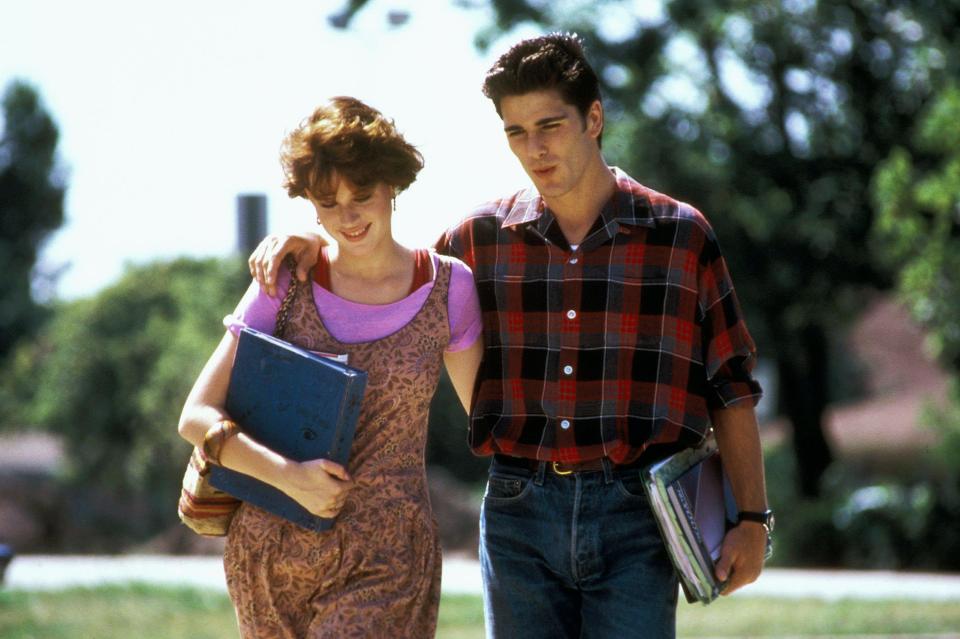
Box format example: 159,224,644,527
178,96,483,638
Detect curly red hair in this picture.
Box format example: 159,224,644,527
280,96,423,199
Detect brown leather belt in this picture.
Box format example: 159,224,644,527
550,459,606,475
493,454,640,476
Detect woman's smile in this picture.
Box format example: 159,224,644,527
340,222,372,242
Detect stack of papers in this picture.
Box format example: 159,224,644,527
642,432,736,604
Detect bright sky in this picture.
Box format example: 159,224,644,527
2,0,536,300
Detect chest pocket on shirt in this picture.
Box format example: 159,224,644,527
614,271,700,359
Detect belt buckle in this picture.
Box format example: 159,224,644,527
551,461,573,476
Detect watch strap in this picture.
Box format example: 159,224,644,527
737,510,771,525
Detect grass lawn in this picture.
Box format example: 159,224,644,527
1,585,959,638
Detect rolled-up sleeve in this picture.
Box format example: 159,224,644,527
698,232,763,409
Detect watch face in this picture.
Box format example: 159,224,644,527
766,511,775,533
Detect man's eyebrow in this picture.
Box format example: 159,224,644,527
536,114,567,126
504,114,568,133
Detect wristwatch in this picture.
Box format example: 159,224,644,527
737,509,775,533
738,509,775,559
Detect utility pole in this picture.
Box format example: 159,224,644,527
236,194,267,257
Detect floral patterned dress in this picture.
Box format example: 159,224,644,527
223,258,454,638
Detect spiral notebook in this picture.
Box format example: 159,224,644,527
209,327,367,532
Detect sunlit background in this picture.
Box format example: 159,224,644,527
2,0,535,301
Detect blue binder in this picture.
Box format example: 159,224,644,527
209,327,367,532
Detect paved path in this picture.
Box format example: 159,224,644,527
5,554,960,601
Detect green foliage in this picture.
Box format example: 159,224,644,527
4,257,249,542
764,440,960,571
924,380,960,472
0,80,66,358
871,86,960,549
872,85,960,373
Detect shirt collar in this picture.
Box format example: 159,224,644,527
500,167,657,235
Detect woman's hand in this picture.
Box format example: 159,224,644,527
248,233,325,297
280,458,354,518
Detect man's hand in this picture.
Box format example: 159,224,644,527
248,233,325,297
715,521,768,595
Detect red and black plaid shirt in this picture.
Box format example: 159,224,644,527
436,168,762,465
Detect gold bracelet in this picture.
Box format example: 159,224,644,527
202,419,240,467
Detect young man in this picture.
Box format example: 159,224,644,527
253,33,770,639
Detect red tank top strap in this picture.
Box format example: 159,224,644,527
312,247,332,290
408,249,433,294
314,247,432,294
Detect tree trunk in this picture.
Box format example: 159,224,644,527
777,323,835,498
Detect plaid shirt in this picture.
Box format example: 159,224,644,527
436,168,762,464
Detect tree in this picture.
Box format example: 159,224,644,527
872,85,960,377
0,80,65,359
335,0,960,496
8,257,249,545
870,85,960,566
872,83,960,455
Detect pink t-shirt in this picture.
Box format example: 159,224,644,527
224,252,482,351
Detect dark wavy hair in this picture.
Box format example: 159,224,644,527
280,96,423,199
482,33,602,140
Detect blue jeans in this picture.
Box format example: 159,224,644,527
479,457,678,639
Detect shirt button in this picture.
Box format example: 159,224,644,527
566,309,577,320
569,257,578,264
560,419,571,430
563,365,574,375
